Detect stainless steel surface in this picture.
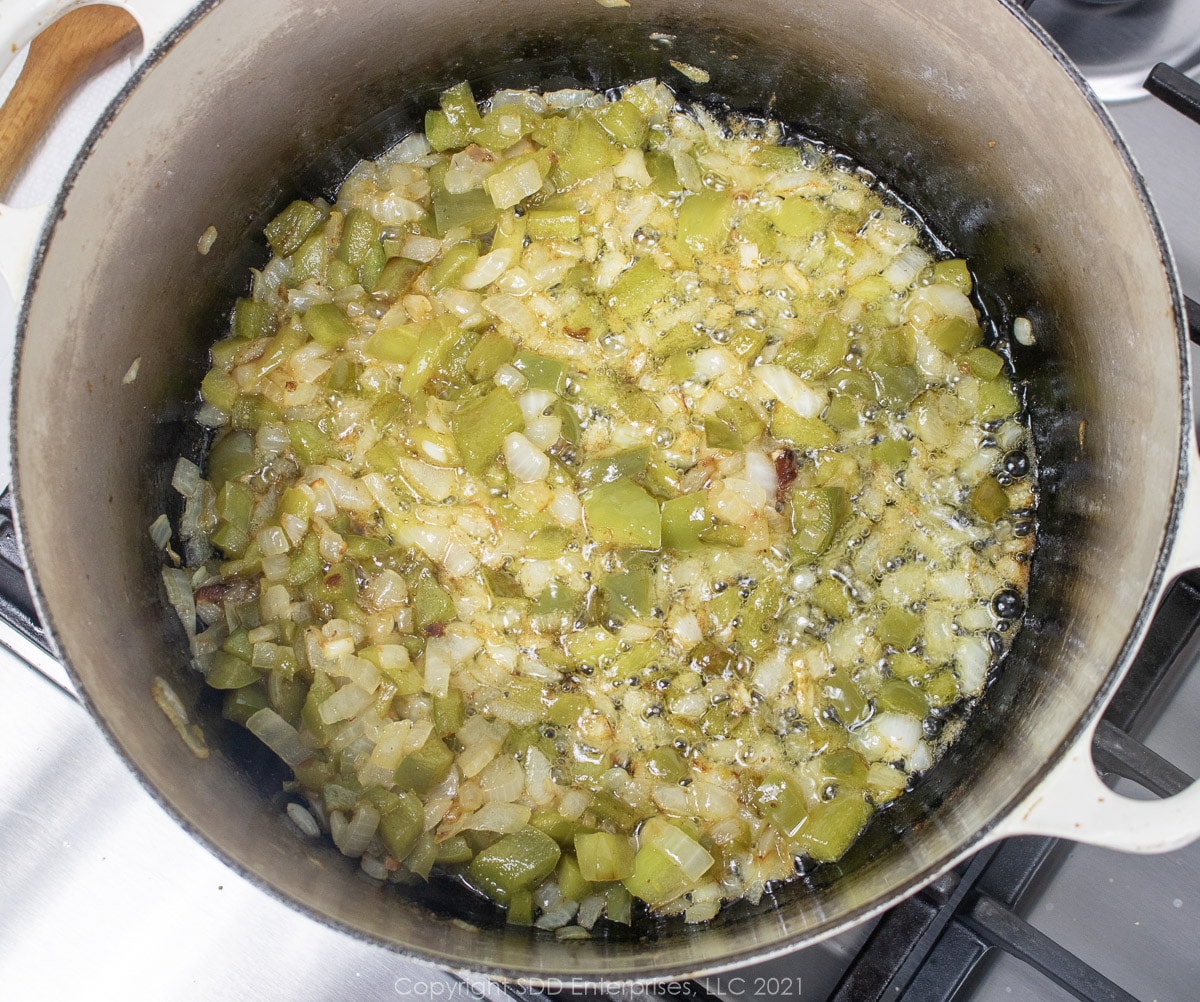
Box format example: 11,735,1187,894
1031,0,1200,101
0,645,495,1002
2,0,1199,997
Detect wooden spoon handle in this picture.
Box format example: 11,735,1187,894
0,4,141,195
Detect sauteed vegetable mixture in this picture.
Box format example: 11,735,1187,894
161,78,1035,932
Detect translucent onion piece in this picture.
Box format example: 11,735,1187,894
246,708,311,767
753,364,826,418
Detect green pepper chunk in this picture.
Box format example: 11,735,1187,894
293,230,330,285
790,795,873,862
231,394,280,432
555,114,621,187
364,323,421,364
207,430,256,491
375,256,422,300
582,478,662,549
265,200,323,257
877,678,931,718
402,319,461,398
772,195,824,240
222,682,269,725
966,346,1005,381
597,100,648,148
435,834,474,865
758,770,809,838
429,241,480,292
970,475,1010,521
929,316,982,355
302,303,355,349
575,832,636,882
376,790,426,862
527,206,581,241
933,258,973,293
600,568,652,620
877,606,922,650
645,745,690,783
578,447,649,488
208,650,259,690
289,420,334,465
337,207,382,268
978,378,1021,420
432,689,465,737
556,853,593,902
823,669,870,728
512,352,566,394
661,492,711,552
609,257,673,321
677,190,734,259
432,184,497,235
466,332,517,382
450,387,524,474
623,818,713,906
812,576,852,620
200,369,238,414
788,487,849,559
468,826,561,904
413,576,455,629
233,298,272,341
394,734,455,794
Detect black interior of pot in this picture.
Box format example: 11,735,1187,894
18,0,1183,978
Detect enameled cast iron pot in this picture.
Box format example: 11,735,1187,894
3,0,1200,983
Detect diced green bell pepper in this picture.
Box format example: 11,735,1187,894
394,734,454,794
582,477,662,549
970,475,1010,521
450,387,524,474
609,257,673,321
377,790,425,862
233,298,273,341
468,826,561,904
265,200,323,257
661,492,711,552
575,831,636,882
677,190,734,259
788,487,849,559
877,606,922,650
302,303,355,349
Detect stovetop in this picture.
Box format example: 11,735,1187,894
1,5,1199,1001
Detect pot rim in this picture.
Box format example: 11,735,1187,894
8,0,1192,983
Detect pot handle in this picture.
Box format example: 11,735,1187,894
0,0,194,295
991,711,1200,852
994,421,1200,851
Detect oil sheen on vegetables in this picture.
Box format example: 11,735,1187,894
162,78,1036,933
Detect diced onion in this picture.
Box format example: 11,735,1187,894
246,708,312,767
503,432,550,482
318,683,375,725
335,804,381,856
460,248,515,290
149,514,172,550
172,457,202,498
753,364,826,418
287,802,321,837
162,567,196,637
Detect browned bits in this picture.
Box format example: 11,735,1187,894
774,448,799,502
